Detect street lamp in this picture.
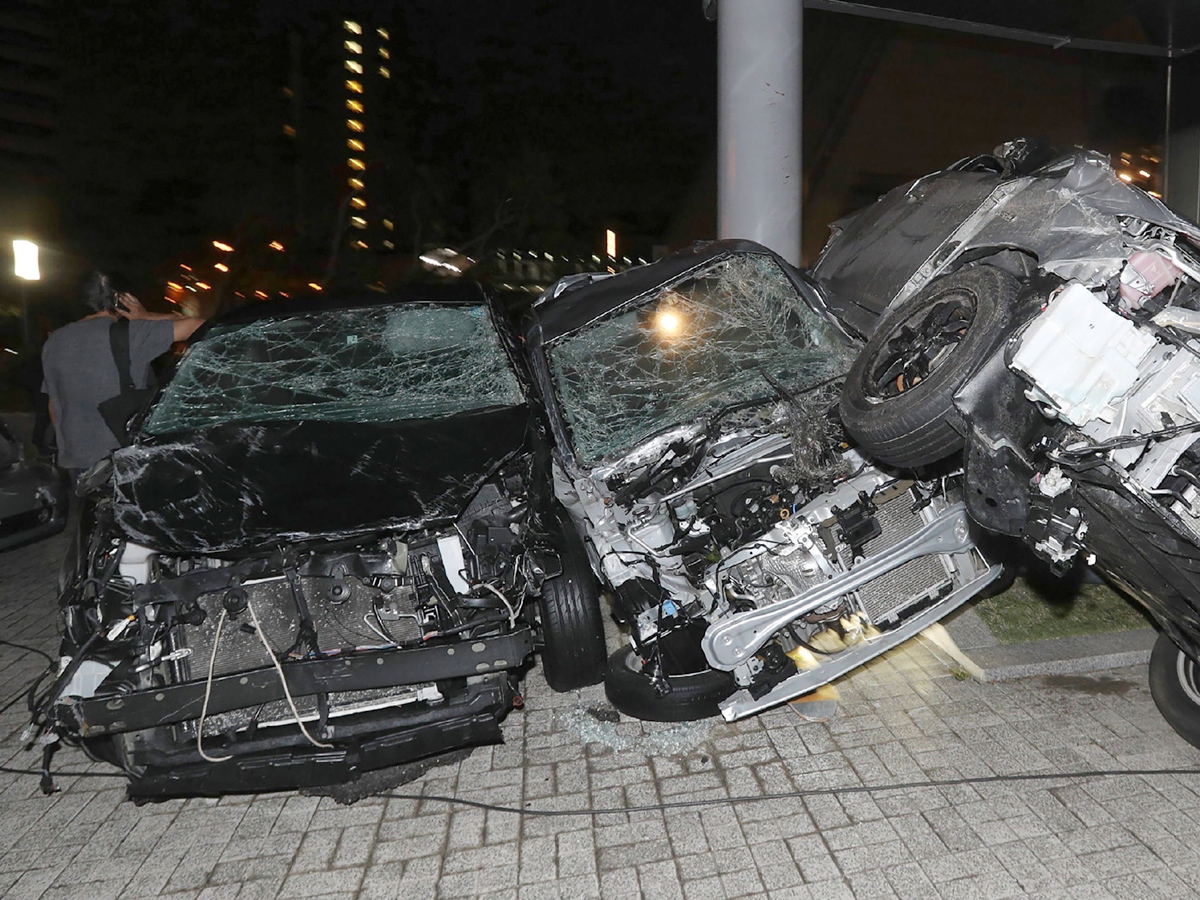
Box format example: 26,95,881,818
12,240,39,344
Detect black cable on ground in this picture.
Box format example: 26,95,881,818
0,639,54,664
0,763,126,779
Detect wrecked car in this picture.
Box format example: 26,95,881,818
31,286,606,799
0,418,67,552
825,142,1200,750
524,241,1001,721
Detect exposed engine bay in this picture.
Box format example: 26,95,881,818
555,399,998,721
34,467,547,799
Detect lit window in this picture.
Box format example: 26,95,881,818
254,290,269,299
348,177,364,190
346,119,364,132
377,27,389,40
382,218,394,231
350,197,367,209
353,239,368,249
214,262,229,272
195,282,211,290
347,138,365,151
167,281,182,290
348,158,365,171
282,86,293,97
308,282,323,290
212,241,234,252
351,216,367,229
346,99,364,112
344,20,361,34
345,40,362,54
345,80,363,94
269,241,284,251
379,47,390,59
383,240,395,249
379,66,390,79
282,124,295,137
345,60,363,74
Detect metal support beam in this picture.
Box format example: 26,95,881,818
717,0,803,264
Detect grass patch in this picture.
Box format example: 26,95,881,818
972,576,1154,645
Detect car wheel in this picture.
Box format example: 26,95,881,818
538,517,606,691
839,265,1020,468
603,646,735,722
1148,632,1200,750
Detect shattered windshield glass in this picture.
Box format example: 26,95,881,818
546,254,857,466
144,304,524,434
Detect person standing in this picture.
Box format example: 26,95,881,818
41,272,204,480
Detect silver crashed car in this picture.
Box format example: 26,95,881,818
0,418,67,552
524,241,1002,722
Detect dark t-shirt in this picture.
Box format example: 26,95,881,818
41,317,174,469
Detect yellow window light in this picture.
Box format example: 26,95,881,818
352,240,368,249
345,59,363,74
180,263,192,271
346,119,364,132
269,241,284,251
345,40,362,54
351,216,367,229
1139,169,1152,178
213,241,234,252
214,262,229,272
348,177,364,190
195,282,211,291
379,47,390,59
308,282,323,291
379,66,390,79
345,80,363,94
382,218,394,230
350,197,367,209
383,240,395,249
1118,172,1133,182
344,20,361,34
254,290,269,299
282,124,296,137
346,99,364,112
377,27,389,40
348,158,366,171
347,138,365,152
166,281,182,291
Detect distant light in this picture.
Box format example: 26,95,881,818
195,282,211,290
12,240,39,280
347,138,365,152
346,99,364,112
214,262,229,272
351,216,367,228
165,298,178,305
605,229,617,258
383,240,395,249
379,47,390,59
345,60,363,75
254,290,269,299
347,119,364,132
1149,190,1163,198
350,197,366,209
308,282,323,291
379,66,390,79
377,27,389,40
345,40,362,54
280,291,290,298
348,158,366,171
167,281,182,290
283,124,296,137
269,241,284,251
344,20,362,34
1139,169,1152,178
352,239,368,249
348,177,365,190
345,80,363,94
1118,172,1133,182
4,347,18,355
382,218,393,230
180,263,192,271
213,241,234,252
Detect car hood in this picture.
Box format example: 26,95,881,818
111,405,531,555
811,148,1200,335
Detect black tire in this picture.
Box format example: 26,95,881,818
603,646,735,722
538,518,606,691
840,265,1020,468
1149,632,1200,751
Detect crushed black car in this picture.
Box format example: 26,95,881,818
524,241,1001,721
30,286,606,799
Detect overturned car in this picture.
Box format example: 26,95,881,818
32,287,606,798
525,242,1001,721
822,142,1200,749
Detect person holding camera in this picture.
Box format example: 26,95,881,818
40,271,205,480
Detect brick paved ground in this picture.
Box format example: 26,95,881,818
3,528,1200,899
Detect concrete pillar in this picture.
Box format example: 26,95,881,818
1167,52,1200,224
717,0,803,264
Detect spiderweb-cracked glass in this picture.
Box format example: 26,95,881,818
144,305,523,434
546,254,857,466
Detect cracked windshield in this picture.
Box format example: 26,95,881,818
546,254,857,465
144,304,523,434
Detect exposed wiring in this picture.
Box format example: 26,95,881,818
479,582,519,626
380,767,1200,818
197,608,232,763
246,598,333,750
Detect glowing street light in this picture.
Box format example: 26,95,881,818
12,240,39,280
